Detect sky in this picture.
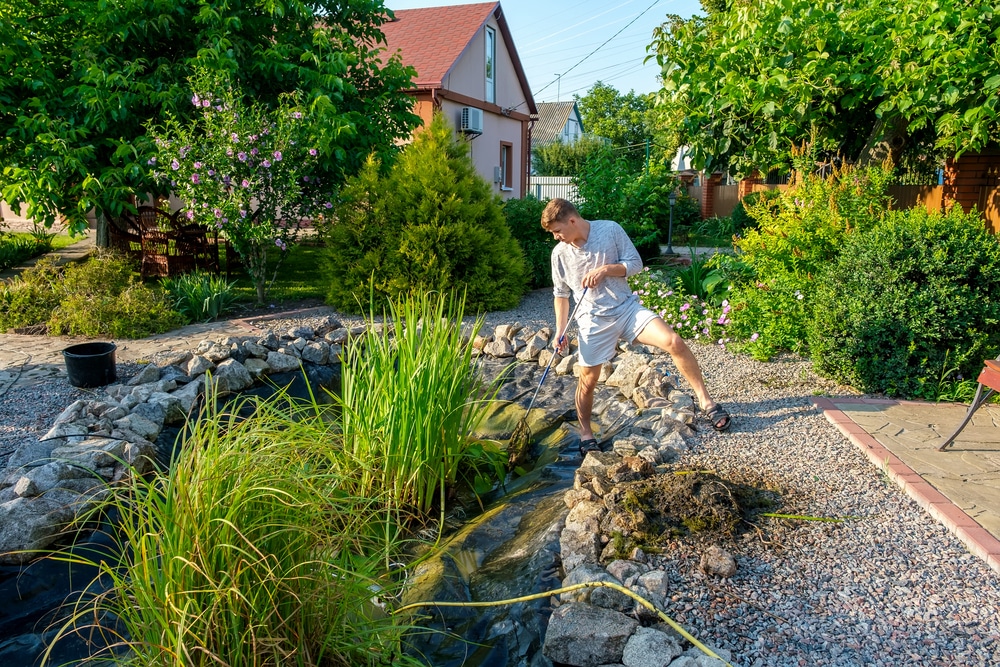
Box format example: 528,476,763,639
385,0,705,103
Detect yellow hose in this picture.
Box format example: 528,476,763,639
394,580,734,667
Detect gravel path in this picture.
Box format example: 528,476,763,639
1,288,998,666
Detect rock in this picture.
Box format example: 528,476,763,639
300,341,330,365
543,602,639,667
147,392,187,425
266,351,302,373
0,489,90,564
622,626,683,667
184,354,214,378
605,353,652,399
244,357,270,378
209,359,253,395
127,364,160,386
699,545,737,578
483,337,516,358
560,564,633,613
560,528,601,574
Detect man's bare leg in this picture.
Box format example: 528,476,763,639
575,364,602,442
635,317,717,412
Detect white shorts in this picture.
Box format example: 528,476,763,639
577,301,658,367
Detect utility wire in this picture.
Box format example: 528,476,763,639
531,0,663,100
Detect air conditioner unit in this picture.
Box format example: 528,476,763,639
460,107,484,134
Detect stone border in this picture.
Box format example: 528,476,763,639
0,317,704,569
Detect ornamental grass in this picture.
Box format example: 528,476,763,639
45,384,421,667
329,290,506,523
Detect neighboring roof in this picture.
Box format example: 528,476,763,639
533,101,583,144
381,2,536,114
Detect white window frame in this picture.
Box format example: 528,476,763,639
485,26,496,104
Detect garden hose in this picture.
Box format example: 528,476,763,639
394,580,734,667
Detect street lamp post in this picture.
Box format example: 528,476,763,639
665,190,677,256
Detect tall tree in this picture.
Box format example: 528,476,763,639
576,82,654,170
0,0,417,235
650,0,1000,174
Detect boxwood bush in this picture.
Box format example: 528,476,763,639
808,206,1000,397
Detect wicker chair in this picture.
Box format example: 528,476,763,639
106,212,143,262
135,207,218,278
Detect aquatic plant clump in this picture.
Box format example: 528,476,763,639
45,384,423,667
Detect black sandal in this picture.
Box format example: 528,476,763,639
579,439,602,456
702,404,732,432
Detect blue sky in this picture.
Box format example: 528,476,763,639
385,0,704,102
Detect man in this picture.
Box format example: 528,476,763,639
541,198,731,454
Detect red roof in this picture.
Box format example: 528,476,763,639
382,2,499,89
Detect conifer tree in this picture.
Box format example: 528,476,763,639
324,113,528,312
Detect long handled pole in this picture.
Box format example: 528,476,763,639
523,286,588,415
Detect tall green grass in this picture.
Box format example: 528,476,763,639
45,385,421,667
330,290,506,521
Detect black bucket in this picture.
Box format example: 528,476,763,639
63,342,117,388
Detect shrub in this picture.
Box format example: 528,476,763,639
724,163,895,360
730,189,781,236
574,151,680,260
0,257,64,331
809,206,1000,397
323,113,528,313
503,195,555,288
163,270,239,322
0,252,185,337
0,232,52,271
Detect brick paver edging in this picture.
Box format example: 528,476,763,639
812,396,1000,575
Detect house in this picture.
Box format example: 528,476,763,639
381,2,537,199
532,101,585,146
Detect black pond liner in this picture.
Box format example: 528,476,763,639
0,361,341,667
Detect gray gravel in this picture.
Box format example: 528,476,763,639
2,288,998,666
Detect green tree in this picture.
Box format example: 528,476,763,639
323,113,528,313
651,0,1000,174
0,0,417,235
576,82,654,170
532,135,607,176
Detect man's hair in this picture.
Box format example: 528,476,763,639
540,198,579,230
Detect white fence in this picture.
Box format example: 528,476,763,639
528,176,581,203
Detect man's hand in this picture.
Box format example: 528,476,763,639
553,335,568,355
582,263,625,288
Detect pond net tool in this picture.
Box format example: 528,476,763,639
507,287,588,468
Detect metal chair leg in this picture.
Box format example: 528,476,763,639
939,385,995,450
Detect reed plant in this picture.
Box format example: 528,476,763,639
45,385,421,667
162,270,239,322
330,290,506,521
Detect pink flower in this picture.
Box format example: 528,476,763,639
193,161,202,169
750,333,760,342
191,94,200,106
238,152,247,162
273,151,282,161
241,179,250,188
309,148,317,156
262,159,271,168
191,173,200,184
186,210,195,220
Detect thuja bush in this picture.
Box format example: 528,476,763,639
809,206,1000,397
724,162,894,360
323,113,527,313
503,195,555,288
